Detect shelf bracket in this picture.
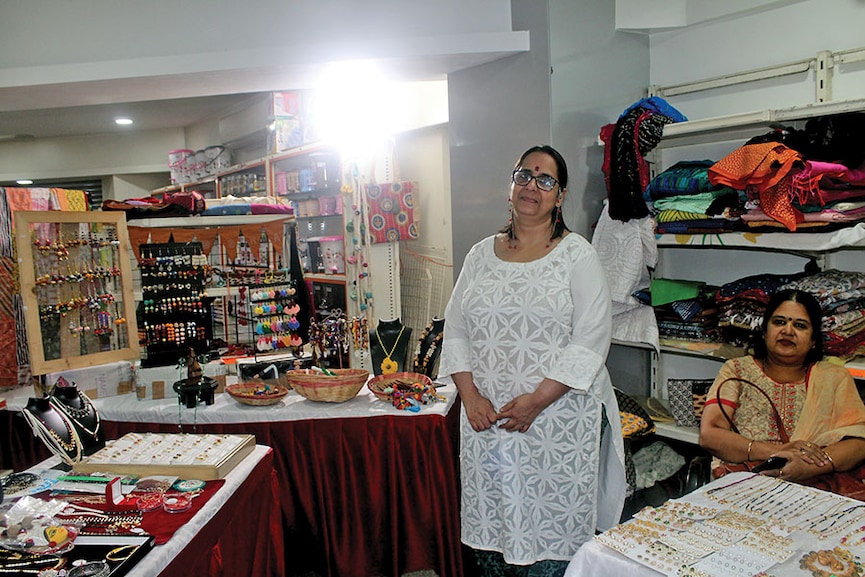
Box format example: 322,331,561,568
816,50,833,103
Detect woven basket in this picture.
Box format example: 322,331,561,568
286,368,370,403
367,372,432,402
225,381,290,406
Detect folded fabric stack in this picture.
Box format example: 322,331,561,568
708,114,865,232
780,269,865,359
647,279,719,343
644,160,743,234
714,272,808,347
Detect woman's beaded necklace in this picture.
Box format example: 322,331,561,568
413,326,443,376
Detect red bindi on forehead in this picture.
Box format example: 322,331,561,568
534,165,540,171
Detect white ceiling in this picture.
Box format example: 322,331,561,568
0,50,518,142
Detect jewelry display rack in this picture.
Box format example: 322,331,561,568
138,242,211,368
248,282,304,354
14,211,139,375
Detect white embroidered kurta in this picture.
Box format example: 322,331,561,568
439,233,626,565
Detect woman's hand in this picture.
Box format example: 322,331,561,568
498,378,569,433
462,394,499,432
498,393,544,433
778,440,829,468
762,446,830,482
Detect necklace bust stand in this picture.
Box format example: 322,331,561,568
413,317,445,379
369,318,413,376
49,380,105,456
22,396,83,465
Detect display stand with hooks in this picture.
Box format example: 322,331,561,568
139,242,211,368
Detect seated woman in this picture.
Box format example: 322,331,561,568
699,289,865,498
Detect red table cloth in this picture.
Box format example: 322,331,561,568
102,409,463,577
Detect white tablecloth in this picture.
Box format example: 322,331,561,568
5,377,457,425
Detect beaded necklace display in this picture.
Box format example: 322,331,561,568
22,404,82,464
50,388,101,441
413,320,443,377
375,325,406,374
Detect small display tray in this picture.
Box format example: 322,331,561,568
60,534,153,577
72,432,255,481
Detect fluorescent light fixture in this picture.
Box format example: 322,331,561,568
115,117,133,126
16,179,33,185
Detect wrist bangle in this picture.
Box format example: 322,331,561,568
823,449,836,472
746,439,754,461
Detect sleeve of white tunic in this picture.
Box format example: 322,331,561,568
547,237,612,392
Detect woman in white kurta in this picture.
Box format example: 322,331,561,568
440,145,626,576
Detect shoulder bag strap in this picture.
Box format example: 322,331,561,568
715,376,790,444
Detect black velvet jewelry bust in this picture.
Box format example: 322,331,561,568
49,380,105,455
22,396,84,464
369,318,413,376
413,317,445,379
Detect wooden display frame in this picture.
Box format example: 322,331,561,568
14,211,140,375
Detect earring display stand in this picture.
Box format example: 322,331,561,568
14,211,139,376
369,318,412,376
138,242,211,368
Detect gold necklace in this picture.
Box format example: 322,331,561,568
50,393,101,441
376,325,406,374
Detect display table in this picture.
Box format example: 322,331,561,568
3,382,463,577
15,444,283,577
566,471,865,577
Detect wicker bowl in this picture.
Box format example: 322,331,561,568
226,381,290,406
367,371,433,402
285,368,370,403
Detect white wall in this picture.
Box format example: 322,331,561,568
649,0,865,120
448,0,553,275
550,0,650,239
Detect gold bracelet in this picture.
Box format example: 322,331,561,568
105,544,138,563
746,439,754,461
822,449,836,472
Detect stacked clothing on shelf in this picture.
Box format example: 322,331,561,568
714,272,809,347
641,113,865,234
644,160,743,234
644,278,719,343
781,269,865,358
709,114,865,232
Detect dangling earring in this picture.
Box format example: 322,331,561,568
548,199,563,247
507,199,517,249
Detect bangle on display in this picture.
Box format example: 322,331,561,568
105,544,138,563
746,439,754,461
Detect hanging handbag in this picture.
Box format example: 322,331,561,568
713,377,788,475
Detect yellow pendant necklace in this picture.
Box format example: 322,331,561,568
376,325,406,374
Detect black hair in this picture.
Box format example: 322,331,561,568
752,289,824,364
501,144,570,241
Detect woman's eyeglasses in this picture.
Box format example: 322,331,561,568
512,169,558,192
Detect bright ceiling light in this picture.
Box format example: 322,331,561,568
115,117,133,126
16,179,33,185
309,60,407,156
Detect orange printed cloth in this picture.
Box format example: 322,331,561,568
708,142,805,231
